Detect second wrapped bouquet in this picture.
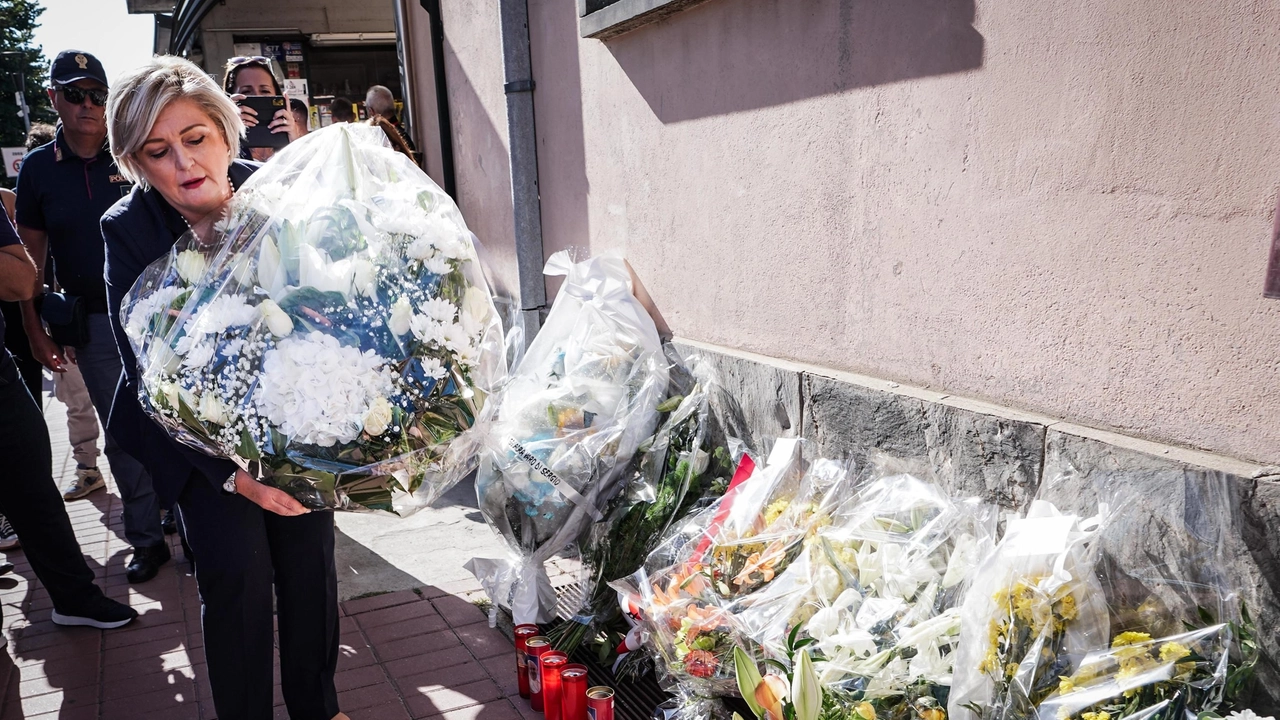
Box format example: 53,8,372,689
122,124,508,514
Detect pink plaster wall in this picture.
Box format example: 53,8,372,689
447,0,1280,464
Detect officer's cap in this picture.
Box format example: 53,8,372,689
50,50,109,89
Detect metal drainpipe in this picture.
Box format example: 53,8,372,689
497,0,547,341
419,0,458,198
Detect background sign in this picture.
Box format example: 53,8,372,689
2,147,25,179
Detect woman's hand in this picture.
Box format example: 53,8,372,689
233,469,311,516
230,93,258,128
271,91,303,142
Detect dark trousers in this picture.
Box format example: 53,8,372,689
0,351,103,612
177,473,340,720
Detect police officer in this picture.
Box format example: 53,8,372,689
14,50,169,583
0,211,136,629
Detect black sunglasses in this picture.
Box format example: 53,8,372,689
58,85,108,107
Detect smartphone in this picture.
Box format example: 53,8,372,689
241,96,290,149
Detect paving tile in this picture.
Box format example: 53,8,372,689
362,614,451,646
452,623,513,660
430,596,487,628
335,664,389,693
354,599,440,631
337,680,403,712
395,659,489,696
346,699,412,720
404,678,502,718
342,589,422,617
420,699,524,720
383,646,475,682
479,655,522,697
375,629,462,663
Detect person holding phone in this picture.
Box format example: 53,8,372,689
221,56,302,161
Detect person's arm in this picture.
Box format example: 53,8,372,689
0,188,16,224
0,244,36,302
16,223,67,372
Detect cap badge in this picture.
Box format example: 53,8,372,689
75,54,88,69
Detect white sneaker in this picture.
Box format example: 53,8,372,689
0,515,18,551
63,467,105,500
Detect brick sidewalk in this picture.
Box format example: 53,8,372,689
0,394,539,719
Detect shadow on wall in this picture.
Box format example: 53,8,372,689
604,0,984,123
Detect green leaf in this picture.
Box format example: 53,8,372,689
734,646,765,719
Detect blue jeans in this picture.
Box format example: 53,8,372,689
78,313,163,548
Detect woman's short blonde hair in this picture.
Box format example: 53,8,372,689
107,55,244,188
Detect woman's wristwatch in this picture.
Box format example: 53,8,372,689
223,472,238,494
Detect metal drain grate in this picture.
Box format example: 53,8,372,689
548,582,674,720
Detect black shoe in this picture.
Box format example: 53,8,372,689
0,561,12,576
52,595,137,629
125,543,171,584
161,511,177,535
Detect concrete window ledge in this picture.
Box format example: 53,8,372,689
579,0,717,40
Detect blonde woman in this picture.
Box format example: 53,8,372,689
100,55,347,720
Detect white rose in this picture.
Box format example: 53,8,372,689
460,286,492,338
198,394,229,425
160,382,181,409
388,297,413,336
352,257,377,297
258,298,294,337
363,396,393,436
175,249,207,284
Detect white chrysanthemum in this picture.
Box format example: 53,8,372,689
409,315,444,345
1228,712,1274,720
378,213,431,238
419,297,456,324
126,286,182,342
440,322,472,355
185,295,257,337
255,332,394,447
423,255,451,276
420,357,447,380
182,341,216,369
406,236,436,260
434,233,467,260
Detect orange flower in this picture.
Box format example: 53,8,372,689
685,649,719,678
754,674,789,720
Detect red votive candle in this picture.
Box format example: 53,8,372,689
540,651,569,720
514,624,540,699
560,664,589,720
586,686,614,720
525,637,551,711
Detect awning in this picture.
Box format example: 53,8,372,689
170,0,219,56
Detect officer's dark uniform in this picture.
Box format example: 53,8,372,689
0,215,132,623
15,50,167,567
101,161,340,720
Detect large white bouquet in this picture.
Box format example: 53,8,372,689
467,251,668,625
122,124,508,514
